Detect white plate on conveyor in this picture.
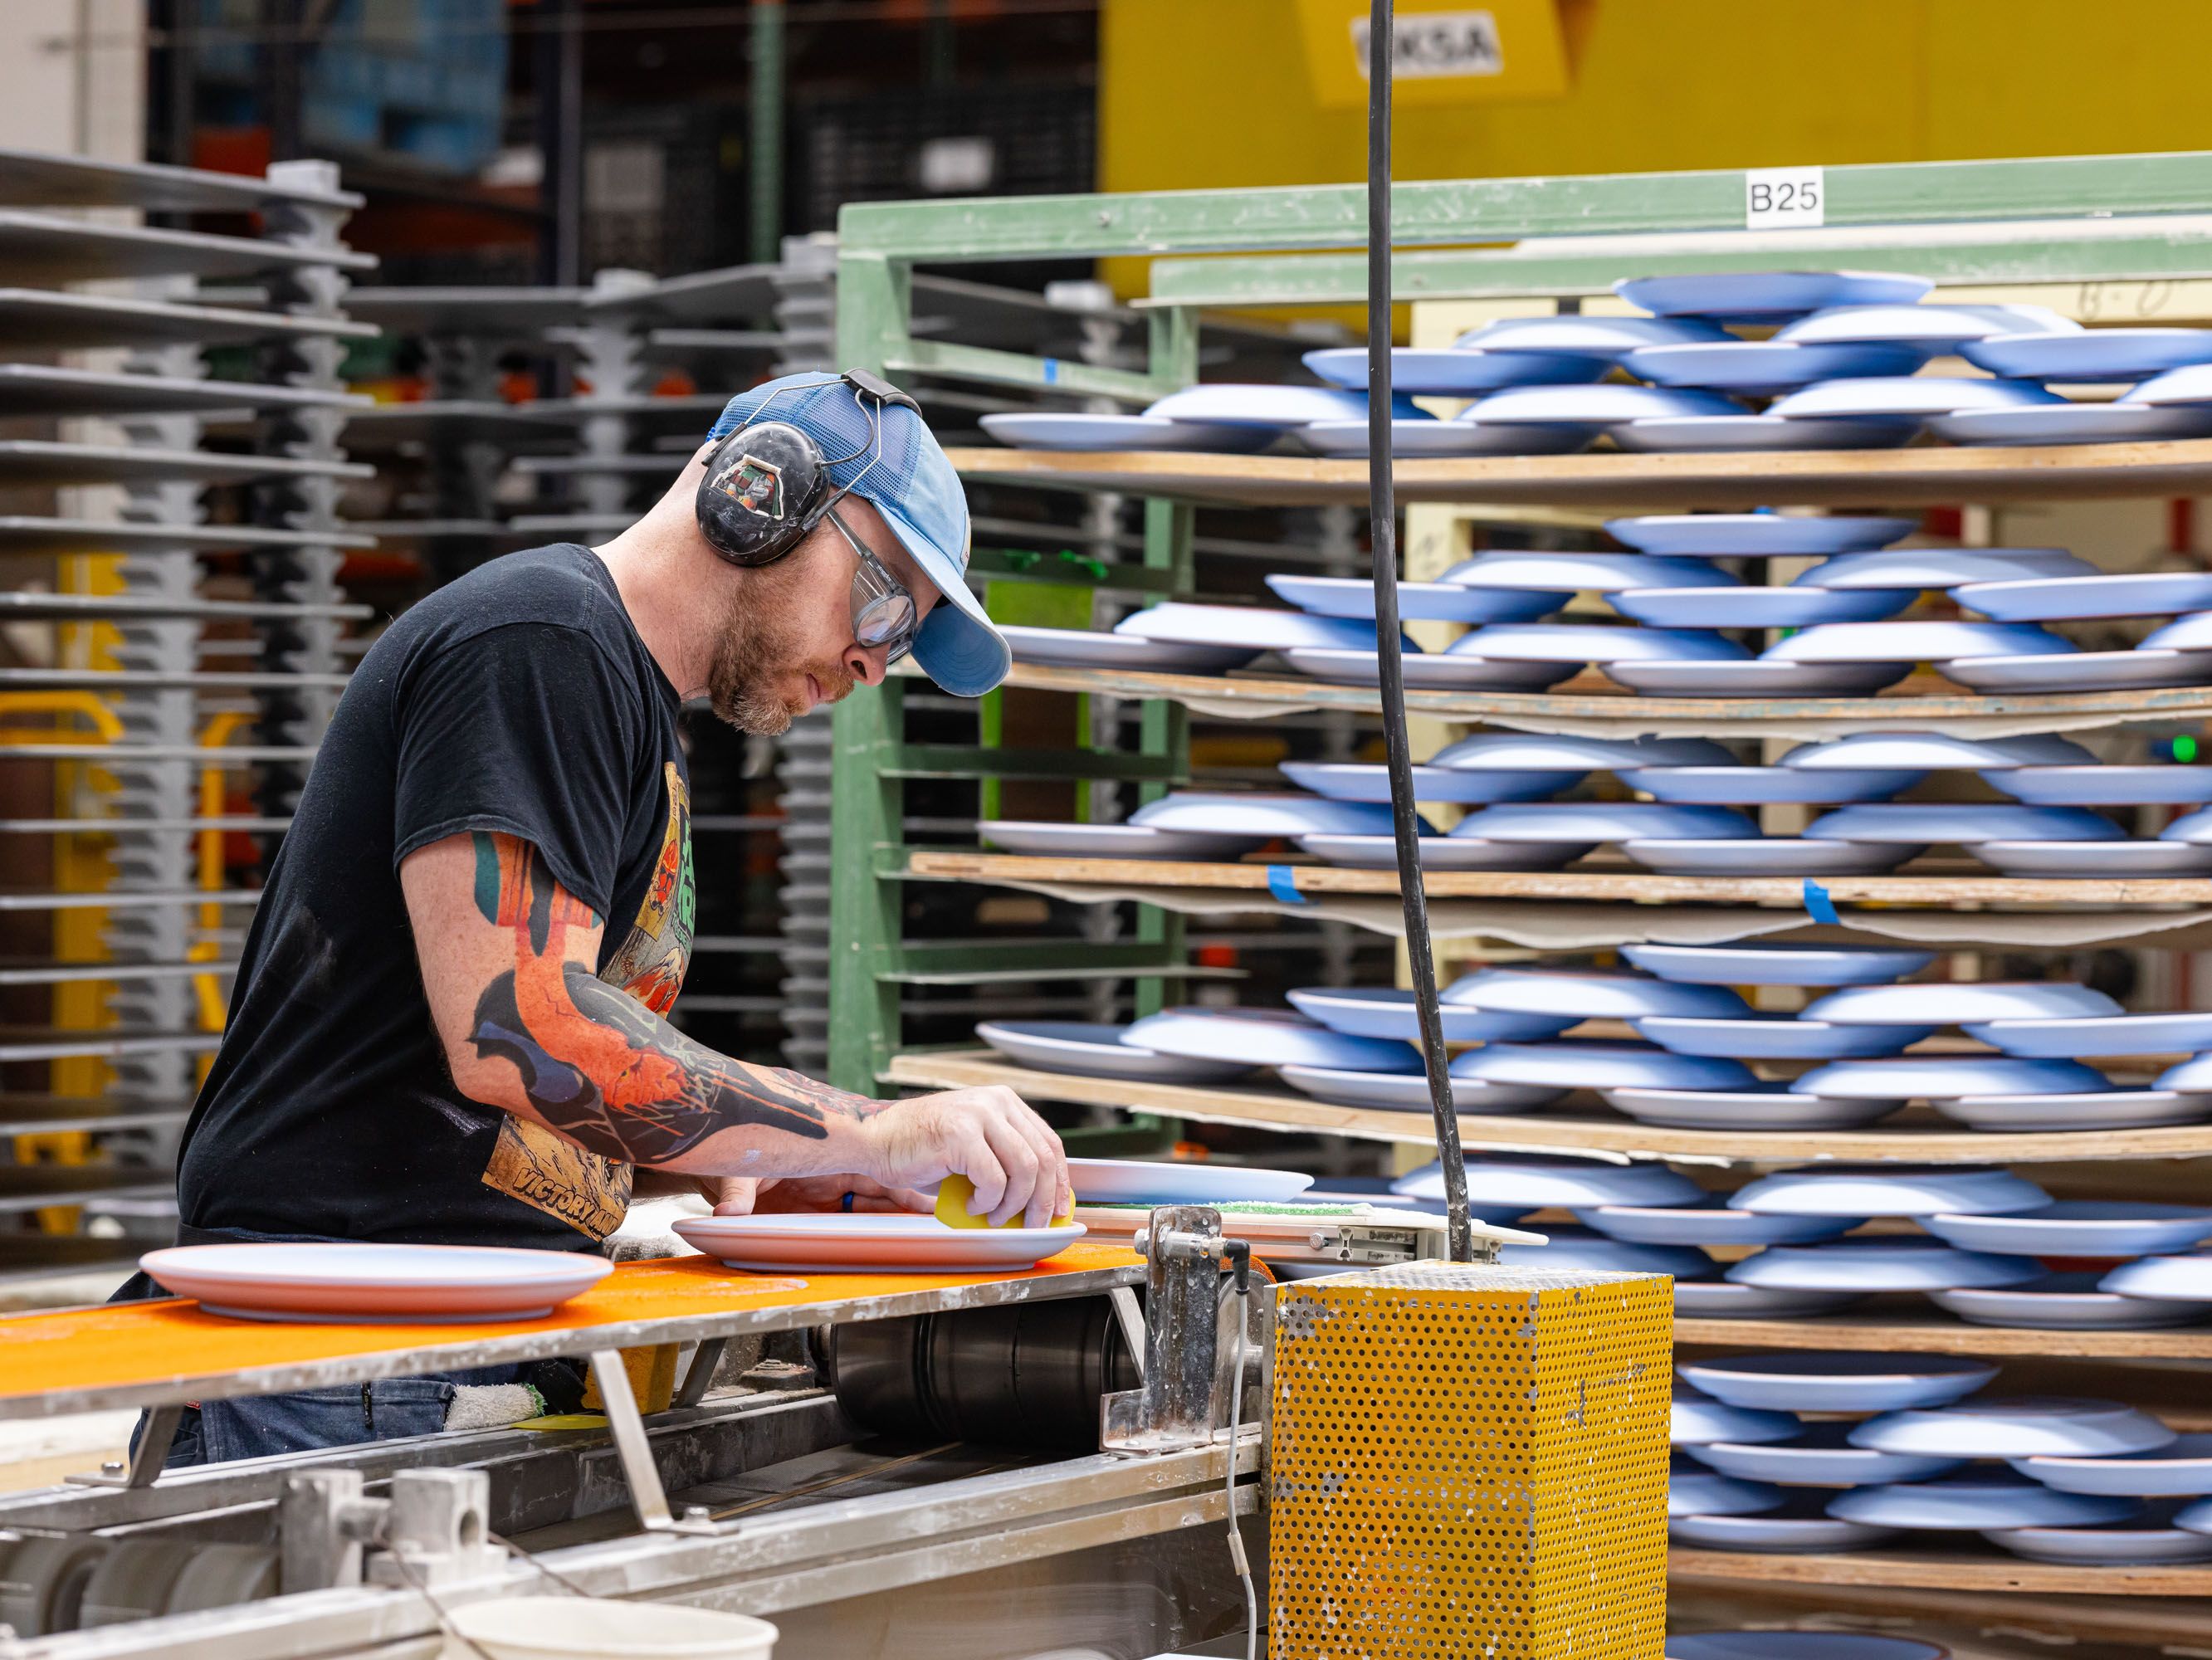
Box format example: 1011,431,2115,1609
1633,1014,1931,1060
1114,603,1393,654
1612,586,1912,629
1851,1398,2176,1460
1667,1506,1904,1555
1827,1472,2141,1531
1672,1282,1869,1320
1123,1008,1413,1072
1300,417,1594,457
668,1214,1086,1275
1769,375,2063,421
1434,732,1734,771
1618,271,1934,320
1669,1457,1785,1520
1621,765,1920,804
1932,403,2212,446
1990,765,2212,806
974,1021,1253,1084
1603,659,1910,697
977,821,1257,860
1064,1158,1311,1206
1727,1238,2043,1293
1301,344,1610,394
1961,572,2212,622
1606,514,1917,557
1445,965,1751,1021
1802,979,2121,1024
1967,1012,2212,1058
1392,1153,1705,1209
1453,314,1734,356
1286,987,1572,1045
1782,730,2092,769
1624,340,1924,393
2102,1255,2212,1303
1441,549,1739,593
1279,761,1576,805
1577,1204,1858,1247
135,1243,613,1323
1974,839,2212,877
2019,1432,2212,1496
1935,1088,2212,1132
1963,327,2212,381
1449,1039,1755,1093
999,625,1257,673
1262,574,1558,624
1672,1388,1802,1447
977,413,1277,453
1766,619,2070,663
1275,1063,1564,1114
1794,1055,2111,1102
1730,1164,2055,1218
1797,547,2096,589
1145,383,1419,428
1463,383,1749,425
1500,1226,1716,1281
1621,838,1919,876
1777,301,2078,351
1130,791,1401,837
1621,941,1936,986
1944,649,2212,693
1923,1202,2212,1258
1599,1086,1905,1130
1454,801,1758,845
1934,1272,2208,1330
1804,803,2122,845
1294,832,1588,871
1278,647,1575,691
1613,414,1916,452
1983,1522,2212,1565
1679,1351,1998,1413
1690,1423,1964,1488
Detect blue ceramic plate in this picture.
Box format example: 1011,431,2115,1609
1462,383,1749,425
1672,1282,1868,1317
1263,574,1559,624
1924,1203,2212,1258
1600,1086,1905,1130
1931,403,2212,446
1617,271,1933,320
1672,1388,1802,1447
1114,603,1391,653
1688,1423,1965,1488
1766,619,2072,662
1804,803,2122,844
1500,1225,1716,1281
1679,1351,1998,1413
1577,1204,1858,1247
1613,414,1917,452
1669,1457,1785,1519
1968,1012,2212,1057
2122,362,2212,407
1607,514,1917,556
2163,1052,2212,1091
1783,730,2092,769
1442,549,1740,593
1851,1398,2176,1459
1778,301,2078,351
1301,344,1609,393
1936,1088,2212,1132
1802,979,2121,1025
1958,571,2212,622
1000,625,1257,672
1667,1507,1904,1555
2161,805,2212,848
1948,650,2212,694
1633,1013,1933,1060
1621,941,1935,986
1280,647,1575,691
1769,375,2063,420
1394,1152,1706,1209
1619,765,1920,804
1274,1062,1563,1114
1294,832,1588,872
1604,660,1911,697
1621,838,1917,876
2102,1254,2212,1303
1460,622,1751,664
1794,1055,2112,1101
2141,611,2212,652
1122,1007,1414,1072
1452,315,1734,356
1130,791,1405,837
977,413,1277,452
1456,801,1759,843
2020,1432,2212,1496
1935,1272,2209,1330
1284,987,1572,1045
1982,840,2212,878
1433,731,1735,770
1984,1522,2212,1565
978,821,1259,860
1730,1164,2057,1216
1727,1238,2044,1292
1827,1472,2141,1531
974,1020,1253,1084
1145,383,1423,427
1963,328,2212,381
1277,761,1576,805
1799,547,2097,589
1446,965,1751,1020
1448,1038,1756,1092
1611,586,1911,629
1297,417,1594,457
1624,340,1924,393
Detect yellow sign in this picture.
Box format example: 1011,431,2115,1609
1294,0,1570,108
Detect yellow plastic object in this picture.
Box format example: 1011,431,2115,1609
1269,1263,1671,1658
513,1414,608,1432
935,1175,1076,1229
579,1343,677,1413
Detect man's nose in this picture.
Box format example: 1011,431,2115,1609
847,642,886,686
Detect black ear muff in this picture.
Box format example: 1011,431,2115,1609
696,419,834,567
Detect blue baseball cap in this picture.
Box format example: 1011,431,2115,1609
706,372,1010,697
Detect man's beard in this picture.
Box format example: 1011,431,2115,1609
705,583,856,735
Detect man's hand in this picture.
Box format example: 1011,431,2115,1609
858,1086,1072,1228
701,1174,929,1216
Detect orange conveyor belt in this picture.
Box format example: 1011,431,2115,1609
0,1242,1144,1412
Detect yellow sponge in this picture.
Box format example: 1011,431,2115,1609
935,1174,1077,1229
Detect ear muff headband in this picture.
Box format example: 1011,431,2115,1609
695,370,920,569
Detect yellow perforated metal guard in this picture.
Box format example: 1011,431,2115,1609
1268,1264,1671,1659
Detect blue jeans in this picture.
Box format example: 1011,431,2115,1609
154,1365,535,1467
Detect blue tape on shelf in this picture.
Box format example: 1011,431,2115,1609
1267,864,1311,906
1802,878,1840,926
1042,358,1060,384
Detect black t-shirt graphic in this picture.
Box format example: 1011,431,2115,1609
173,544,693,1252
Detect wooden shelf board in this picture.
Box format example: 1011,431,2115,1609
1670,1544,2212,1599
885,1051,2212,1165
948,437,2212,510
1674,1310,2212,1360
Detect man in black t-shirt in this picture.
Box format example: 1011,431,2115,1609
137,374,1069,1464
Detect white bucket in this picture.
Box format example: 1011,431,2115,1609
443,1597,777,1660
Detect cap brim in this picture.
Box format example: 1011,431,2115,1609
869,494,1010,697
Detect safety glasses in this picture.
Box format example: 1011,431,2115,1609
827,507,919,663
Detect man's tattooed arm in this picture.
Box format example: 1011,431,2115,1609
453,831,876,1169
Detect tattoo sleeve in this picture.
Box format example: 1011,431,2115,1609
464,832,874,1167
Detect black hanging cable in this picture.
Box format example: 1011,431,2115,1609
1365,0,1472,1264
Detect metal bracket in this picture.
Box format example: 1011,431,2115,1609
588,1349,720,1535
1102,1205,1229,1455
66,1402,181,1490
674,1337,729,1408
1106,1284,1147,1383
